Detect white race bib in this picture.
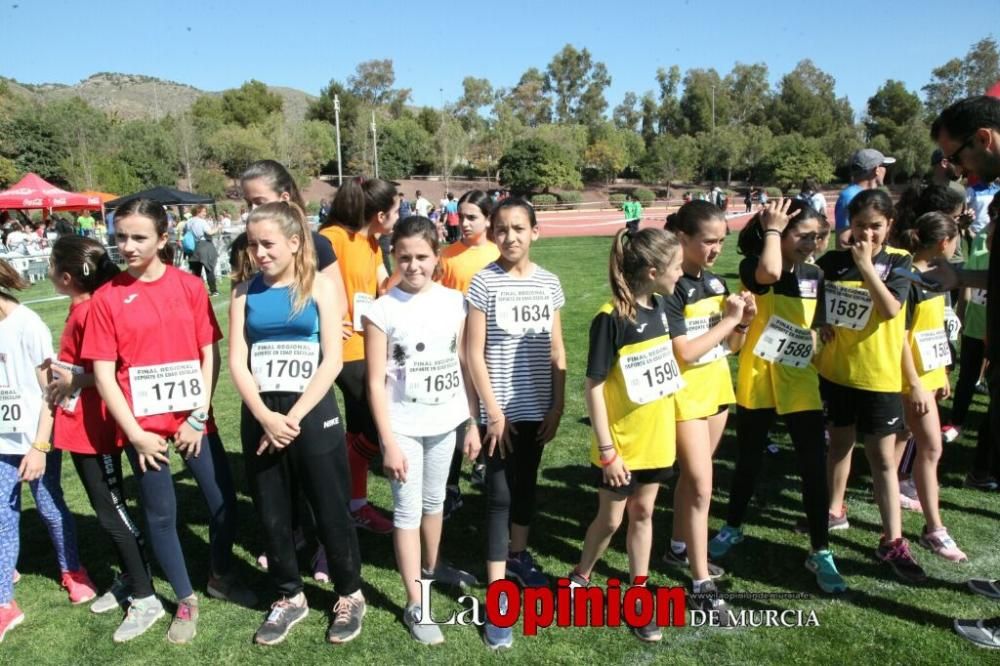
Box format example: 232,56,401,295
353,293,375,332
128,360,204,417
251,341,320,393
0,388,26,434
404,355,461,404
915,329,952,372
825,283,873,330
752,315,814,368
971,289,987,307
51,360,84,413
619,341,685,405
494,287,553,336
944,306,961,343
685,313,728,365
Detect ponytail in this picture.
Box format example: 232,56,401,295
609,227,679,322
896,211,958,255
0,258,28,298
325,177,398,232
50,236,120,294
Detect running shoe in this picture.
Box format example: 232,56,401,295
312,546,330,583
403,604,444,645
631,615,663,642
876,537,927,584
662,545,726,579
567,569,589,589
470,463,486,489
805,550,848,594
0,602,24,643
688,580,733,627
708,526,744,559
919,526,969,562
256,552,269,571
422,561,478,590
207,571,258,608
506,550,548,587
11,570,18,585
941,425,960,443
968,579,1000,600
796,506,849,533
954,617,1000,649
975,380,990,395
483,592,513,650
254,598,309,646
327,592,366,644
899,478,923,512
964,474,999,491
61,567,98,605
443,486,463,521
91,573,132,614
167,597,199,644
352,504,393,535
113,596,166,643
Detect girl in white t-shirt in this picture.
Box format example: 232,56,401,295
363,216,482,646
0,258,97,643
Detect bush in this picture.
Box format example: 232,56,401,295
531,194,558,207
609,193,627,209
785,189,800,198
633,188,655,205
764,187,783,198
557,191,583,205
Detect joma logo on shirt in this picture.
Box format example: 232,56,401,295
123,294,138,304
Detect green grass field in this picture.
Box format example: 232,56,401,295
8,236,1000,664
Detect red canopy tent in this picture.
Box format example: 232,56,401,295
0,173,101,210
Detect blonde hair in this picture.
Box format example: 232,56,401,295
246,202,317,316
609,228,679,322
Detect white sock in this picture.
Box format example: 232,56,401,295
692,578,712,592
349,499,367,512
671,539,687,554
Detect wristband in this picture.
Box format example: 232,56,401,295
189,410,209,423
599,451,618,467
735,323,750,334
185,416,206,432
31,441,52,453
764,229,781,237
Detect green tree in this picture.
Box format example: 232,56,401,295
726,63,770,126
768,60,853,137
220,80,283,128
544,45,611,125
637,134,700,184
655,66,683,135
697,125,744,184
456,77,493,131
613,92,641,132
923,37,1000,116
762,134,835,187
205,125,271,177
531,124,589,167
679,69,730,135
498,138,582,193
348,59,411,113
640,92,658,147
508,68,551,127
192,166,228,199
189,95,228,133
113,120,178,188
0,156,17,187
377,116,435,179
865,80,922,144
740,124,775,184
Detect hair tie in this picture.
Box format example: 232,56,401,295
355,176,366,185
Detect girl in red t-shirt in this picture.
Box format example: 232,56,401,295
81,199,255,645
48,235,164,641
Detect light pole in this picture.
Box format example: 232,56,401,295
711,85,716,133
440,88,449,194
334,94,343,186
371,110,379,179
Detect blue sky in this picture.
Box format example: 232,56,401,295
2,0,996,116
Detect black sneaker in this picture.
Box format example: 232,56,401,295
327,592,366,644
964,474,999,491
470,463,486,489
875,537,927,584
631,616,663,642
443,486,463,521
954,617,1000,649
688,580,733,627
422,561,478,589
661,546,725,579
255,598,309,646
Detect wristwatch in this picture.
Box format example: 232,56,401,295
31,441,52,453
189,410,209,423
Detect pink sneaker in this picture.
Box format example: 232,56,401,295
941,425,960,443
351,504,393,535
0,602,24,642
919,526,968,562
311,546,330,583
61,567,98,605
256,552,269,571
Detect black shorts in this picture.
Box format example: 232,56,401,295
819,377,904,437
591,465,673,496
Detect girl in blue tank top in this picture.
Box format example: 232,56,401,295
228,201,366,647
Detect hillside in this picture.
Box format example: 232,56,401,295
0,72,315,121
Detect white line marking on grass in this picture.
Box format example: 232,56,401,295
23,295,69,305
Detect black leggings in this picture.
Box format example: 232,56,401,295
336,360,378,447
241,392,362,597
71,451,155,598
951,335,985,428
725,408,829,551
486,421,544,562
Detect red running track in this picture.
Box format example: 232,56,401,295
535,203,836,238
